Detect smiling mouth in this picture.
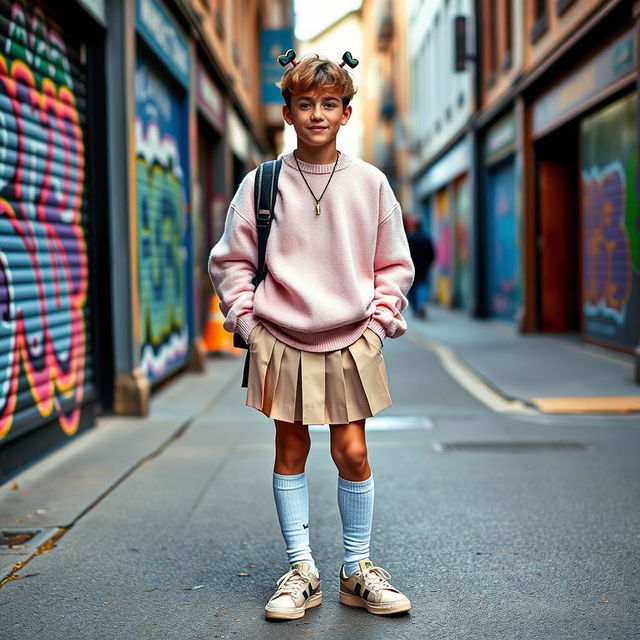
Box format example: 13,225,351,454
309,127,326,131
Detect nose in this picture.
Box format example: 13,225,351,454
310,105,323,120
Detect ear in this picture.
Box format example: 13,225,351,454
340,104,353,126
282,104,294,125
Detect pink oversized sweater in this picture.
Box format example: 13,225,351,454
208,151,415,352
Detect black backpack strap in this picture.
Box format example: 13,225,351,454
240,158,282,388
252,158,282,286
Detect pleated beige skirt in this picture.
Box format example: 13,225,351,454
246,324,392,425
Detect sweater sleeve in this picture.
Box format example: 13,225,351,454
368,204,415,342
208,177,260,343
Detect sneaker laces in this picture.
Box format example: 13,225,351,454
361,566,393,593
274,568,308,598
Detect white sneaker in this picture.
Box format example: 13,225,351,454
339,559,411,615
264,561,322,620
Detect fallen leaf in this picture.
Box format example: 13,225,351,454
144,588,158,593
9,481,18,490
236,572,250,577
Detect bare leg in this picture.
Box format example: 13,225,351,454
329,419,371,481
274,419,311,475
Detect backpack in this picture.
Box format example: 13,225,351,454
234,158,282,387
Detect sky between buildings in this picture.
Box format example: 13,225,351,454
294,0,362,41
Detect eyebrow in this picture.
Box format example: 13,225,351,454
295,95,340,102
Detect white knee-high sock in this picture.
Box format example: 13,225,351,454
337,475,374,576
273,472,315,570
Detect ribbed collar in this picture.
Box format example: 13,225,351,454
281,151,352,174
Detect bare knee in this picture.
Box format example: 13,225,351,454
331,441,369,480
275,422,310,474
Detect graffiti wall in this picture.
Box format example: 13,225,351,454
0,0,93,444
135,56,190,381
433,187,453,306
581,93,639,348
486,159,519,320
453,175,470,309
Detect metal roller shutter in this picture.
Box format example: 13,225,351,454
0,0,96,451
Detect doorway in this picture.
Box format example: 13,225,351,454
535,124,581,332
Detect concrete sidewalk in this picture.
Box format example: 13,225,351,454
0,356,244,583
406,306,640,413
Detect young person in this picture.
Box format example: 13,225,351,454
209,51,414,620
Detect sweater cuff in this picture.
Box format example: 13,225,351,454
367,319,387,345
234,314,260,344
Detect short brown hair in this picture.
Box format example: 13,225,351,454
279,53,357,109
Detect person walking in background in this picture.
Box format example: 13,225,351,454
405,214,435,319
209,51,414,621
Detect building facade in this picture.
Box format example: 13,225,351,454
519,0,638,355
0,0,293,479
360,0,412,210
403,0,638,364
407,0,476,311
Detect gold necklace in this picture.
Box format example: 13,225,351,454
293,151,341,215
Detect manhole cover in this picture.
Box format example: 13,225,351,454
432,440,586,453
309,416,433,432
0,528,58,555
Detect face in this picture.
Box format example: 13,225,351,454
282,89,352,150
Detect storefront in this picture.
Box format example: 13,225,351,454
0,0,108,476
135,0,192,382
482,111,520,322
531,30,638,351
194,61,226,338
413,136,472,309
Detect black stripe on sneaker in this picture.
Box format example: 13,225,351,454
302,587,309,600
362,588,370,601
354,583,362,597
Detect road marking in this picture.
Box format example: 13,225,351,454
406,331,537,415
308,415,434,432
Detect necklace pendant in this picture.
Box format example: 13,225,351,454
315,202,321,216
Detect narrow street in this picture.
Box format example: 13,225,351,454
1,320,638,640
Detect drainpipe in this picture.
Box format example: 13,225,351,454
634,0,640,383
470,0,485,318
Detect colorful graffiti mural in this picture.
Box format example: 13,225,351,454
486,160,519,320
581,93,639,348
582,162,632,322
135,59,189,380
0,2,88,439
453,176,470,309
433,187,453,306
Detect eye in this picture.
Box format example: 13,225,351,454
325,102,337,109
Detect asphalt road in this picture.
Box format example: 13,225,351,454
1,334,639,640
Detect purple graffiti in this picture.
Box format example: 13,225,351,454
582,163,631,322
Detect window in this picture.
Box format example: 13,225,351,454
556,0,576,16
503,0,513,70
488,0,497,87
531,0,548,43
